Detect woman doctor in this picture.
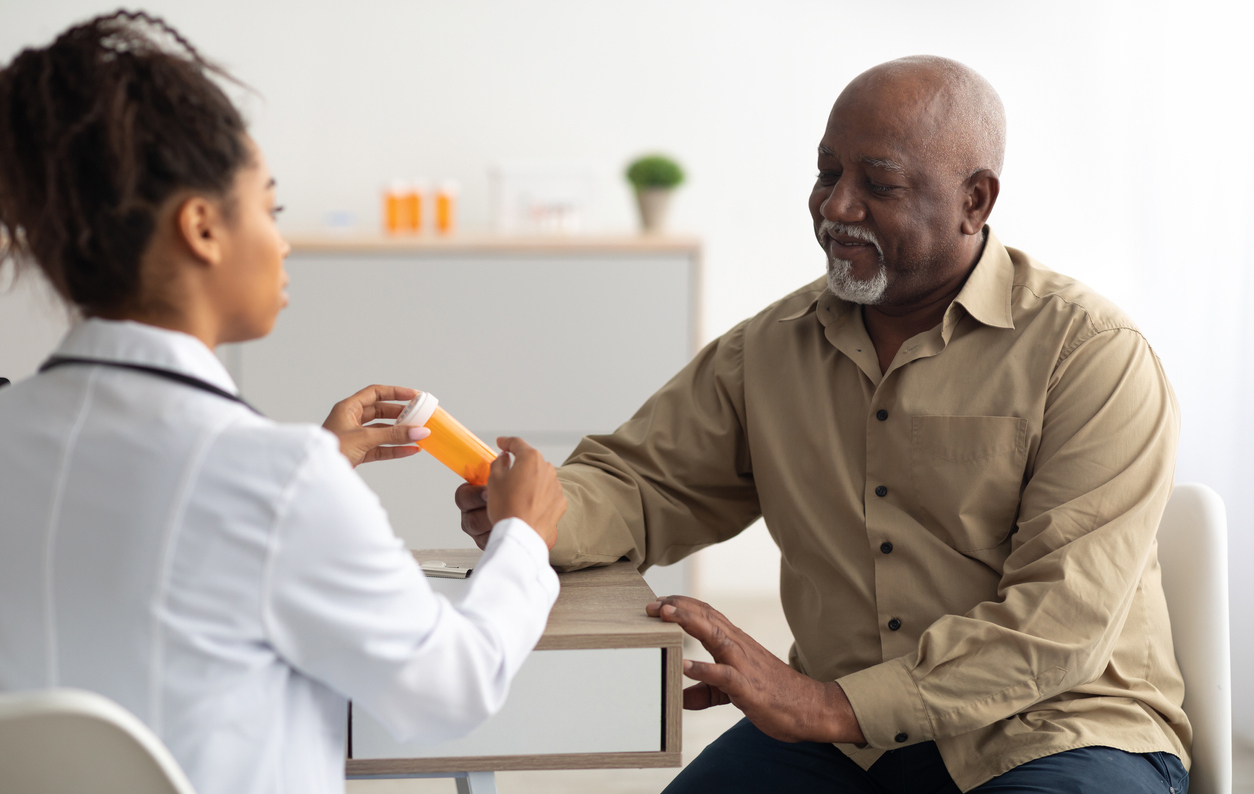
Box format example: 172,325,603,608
0,12,565,794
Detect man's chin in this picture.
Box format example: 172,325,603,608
826,260,888,305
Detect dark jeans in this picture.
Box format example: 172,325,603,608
663,718,1189,793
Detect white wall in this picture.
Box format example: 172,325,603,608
4,0,1252,742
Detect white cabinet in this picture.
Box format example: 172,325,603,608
226,235,701,595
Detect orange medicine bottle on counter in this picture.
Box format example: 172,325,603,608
396,391,497,486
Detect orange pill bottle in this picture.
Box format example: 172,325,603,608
396,391,496,486
381,183,401,235
435,180,459,235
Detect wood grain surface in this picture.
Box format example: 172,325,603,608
411,551,684,651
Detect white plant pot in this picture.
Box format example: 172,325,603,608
635,188,673,234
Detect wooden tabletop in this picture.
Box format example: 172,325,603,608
287,232,701,255
412,550,683,651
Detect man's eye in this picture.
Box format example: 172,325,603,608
816,171,839,186
867,181,897,194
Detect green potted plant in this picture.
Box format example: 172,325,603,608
625,154,685,233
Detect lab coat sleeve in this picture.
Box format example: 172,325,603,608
259,430,559,744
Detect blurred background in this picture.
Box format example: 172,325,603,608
2,0,1253,791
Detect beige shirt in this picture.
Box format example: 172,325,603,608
552,228,1188,791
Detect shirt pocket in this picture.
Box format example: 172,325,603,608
910,415,1029,552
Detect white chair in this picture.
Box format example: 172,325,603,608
1157,483,1232,794
0,688,196,794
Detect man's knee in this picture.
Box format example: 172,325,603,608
662,718,871,794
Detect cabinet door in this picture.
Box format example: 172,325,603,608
233,252,695,551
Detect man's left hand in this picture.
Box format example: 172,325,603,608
322,384,430,467
646,595,866,745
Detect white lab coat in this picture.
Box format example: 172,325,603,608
0,318,559,794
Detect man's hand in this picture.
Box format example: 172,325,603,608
646,595,866,745
322,385,430,468
454,483,493,550
483,437,566,549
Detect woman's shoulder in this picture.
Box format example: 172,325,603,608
207,416,352,497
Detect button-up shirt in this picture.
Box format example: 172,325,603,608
0,318,559,794
551,228,1186,790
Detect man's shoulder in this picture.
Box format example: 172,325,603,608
1006,246,1141,340
744,276,829,329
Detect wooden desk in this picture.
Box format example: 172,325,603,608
346,550,684,776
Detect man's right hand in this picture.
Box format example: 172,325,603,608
455,482,494,550
459,436,565,550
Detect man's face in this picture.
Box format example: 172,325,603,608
808,85,967,307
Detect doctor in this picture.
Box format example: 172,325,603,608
0,12,565,794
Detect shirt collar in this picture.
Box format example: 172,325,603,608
781,225,1015,333
55,318,240,395
950,226,1015,331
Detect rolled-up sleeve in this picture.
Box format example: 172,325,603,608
839,326,1179,746
552,320,762,572
260,431,559,744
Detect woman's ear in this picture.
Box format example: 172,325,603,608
175,195,225,267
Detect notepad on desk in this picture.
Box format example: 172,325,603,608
412,548,481,580
419,561,473,579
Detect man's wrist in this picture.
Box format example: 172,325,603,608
814,681,866,745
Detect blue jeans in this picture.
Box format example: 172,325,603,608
663,718,1189,793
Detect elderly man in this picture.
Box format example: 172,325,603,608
459,56,1189,792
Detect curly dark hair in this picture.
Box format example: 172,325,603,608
0,9,251,315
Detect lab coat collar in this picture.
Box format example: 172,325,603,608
56,319,241,396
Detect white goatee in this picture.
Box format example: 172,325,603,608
821,220,888,305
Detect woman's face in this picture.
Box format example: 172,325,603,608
216,139,291,344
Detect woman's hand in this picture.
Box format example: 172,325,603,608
486,437,566,549
322,384,431,468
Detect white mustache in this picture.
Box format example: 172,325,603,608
820,220,883,258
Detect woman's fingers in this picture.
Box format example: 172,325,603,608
363,444,423,464
352,384,417,405
359,401,406,424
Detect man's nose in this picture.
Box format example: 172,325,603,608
820,178,866,224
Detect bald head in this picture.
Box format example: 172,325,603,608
841,55,1006,180
811,56,1006,310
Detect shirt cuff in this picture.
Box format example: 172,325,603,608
486,517,560,600
836,657,935,749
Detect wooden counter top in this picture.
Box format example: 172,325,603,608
412,550,683,651
286,232,701,255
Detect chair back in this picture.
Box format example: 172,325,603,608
0,688,197,794
1157,483,1232,794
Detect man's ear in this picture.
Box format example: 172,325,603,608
960,169,1000,236
175,195,224,266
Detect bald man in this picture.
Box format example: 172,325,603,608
459,56,1190,793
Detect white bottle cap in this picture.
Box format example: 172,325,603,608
396,391,439,428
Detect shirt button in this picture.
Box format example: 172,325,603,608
888,618,902,631
895,732,909,743
875,485,888,497
880,542,893,554
876,409,888,421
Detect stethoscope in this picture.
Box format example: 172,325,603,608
35,356,260,415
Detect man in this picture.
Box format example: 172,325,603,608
459,56,1190,793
